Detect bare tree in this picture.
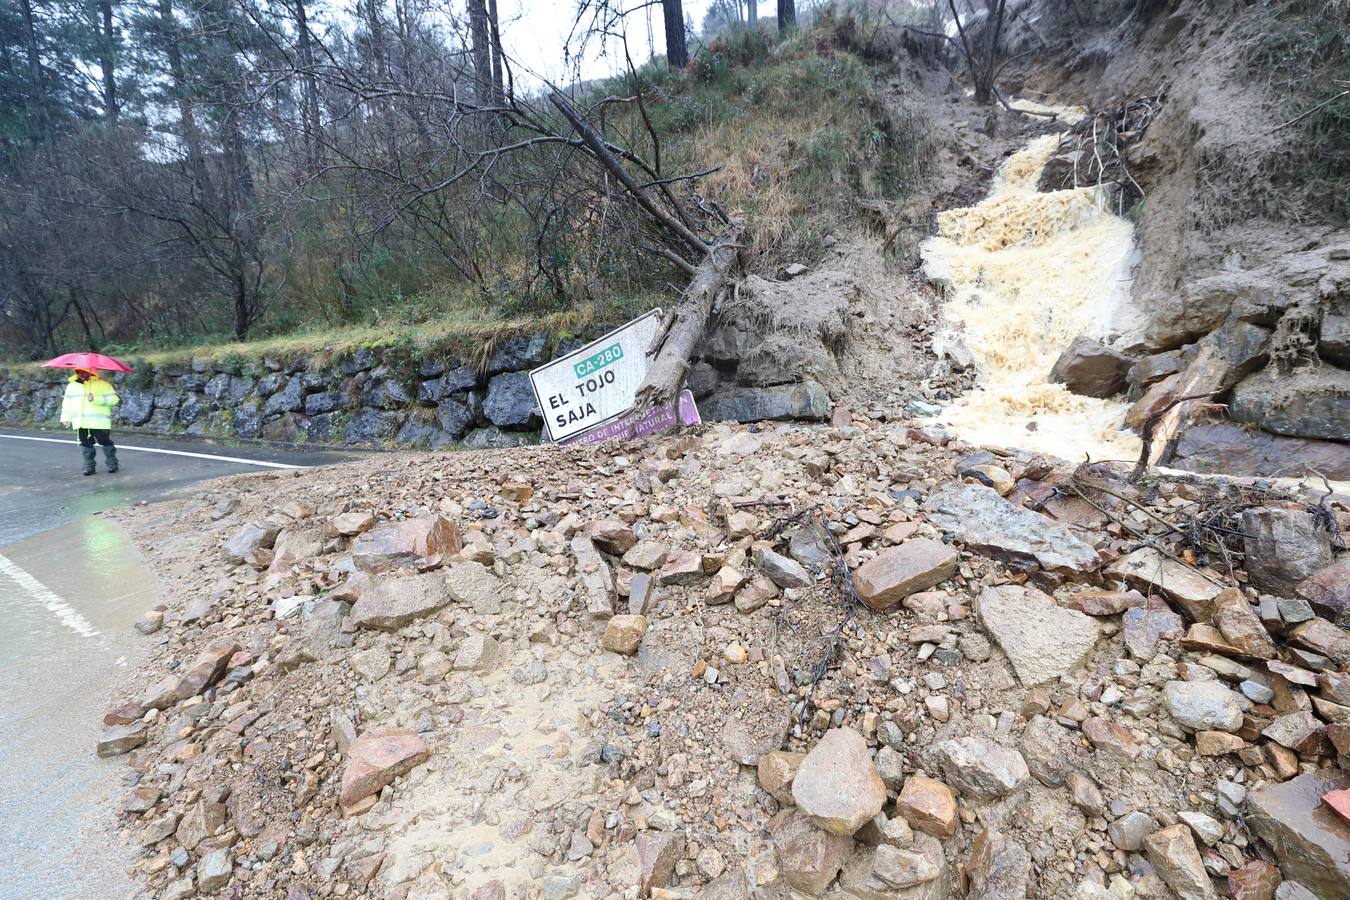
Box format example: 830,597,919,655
948,0,1008,104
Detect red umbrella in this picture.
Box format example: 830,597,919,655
41,351,134,373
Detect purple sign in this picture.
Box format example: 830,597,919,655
560,390,701,445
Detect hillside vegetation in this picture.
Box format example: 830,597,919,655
0,9,929,364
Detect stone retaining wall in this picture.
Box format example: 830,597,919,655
0,326,833,448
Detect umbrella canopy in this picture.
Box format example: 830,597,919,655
41,351,134,373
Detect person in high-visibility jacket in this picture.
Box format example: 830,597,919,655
59,368,120,476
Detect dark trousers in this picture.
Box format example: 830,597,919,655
78,428,114,448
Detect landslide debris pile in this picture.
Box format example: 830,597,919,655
101,419,1350,899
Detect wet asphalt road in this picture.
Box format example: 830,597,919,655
0,428,360,899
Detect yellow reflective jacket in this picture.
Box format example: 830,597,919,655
60,375,120,430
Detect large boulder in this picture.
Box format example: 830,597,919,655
1246,769,1350,898
1321,311,1350,365
1108,547,1224,621
1163,680,1245,733
854,540,958,612
1298,559,1350,627
482,372,539,427
352,515,462,573
701,382,831,422
766,808,853,895
1242,507,1333,598
344,409,400,444
1171,422,1350,481
974,584,1099,686
350,573,450,630
933,737,1029,801
1048,336,1131,398
926,483,1100,576
1230,365,1350,442
339,730,430,810
221,522,280,565
486,333,550,374
1143,824,1218,900
791,728,887,835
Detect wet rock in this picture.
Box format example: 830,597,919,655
755,547,812,589
975,584,1099,686
1108,810,1157,852
1242,508,1333,598
176,800,226,851
601,615,647,655
1049,336,1131,398
350,573,450,630
327,511,376,537
720,702,790,765
197,848,232,893
933,737,1029,800
339,730,430,810
1297,560,1350,626
1262,710,1323,750
221,523,279,565
967,828,1031,900
268,526,323,574
1071,590,1146,616
483,372,540,427
767,808,852,895
854,540,959,612
1109,547,1225,620
1068,773,1106,817
1164,680,1245,732
574,536,618,616
1230,365,1350,442
586,520,637,556
872,843,940,888
1144,823,1218,900
927,483,1100,575
134,609,164,635
894,776,957,838
1227,860,1282,900
702,382,831,422
636,831,683,895
839,833,952,900
96,722,147,758
792,728,887,835
1020,716,1076,787
1081,717,1141,760
1178,811,1224,847
445,561,506,616
344,408,400,444
352,515,462,573
173,637,241,700
758,751,805,805
1212,589,1278,657
1123,606,1185,660
1289,617,1350,666
1247,769,1350,896
1171,422,1350,481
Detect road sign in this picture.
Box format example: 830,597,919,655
560,390,701,445
530,308,664,443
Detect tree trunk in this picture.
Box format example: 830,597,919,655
17,0,49,140
488,0,505,101
468,0,493,102
293,0,321,166
635,228,741,409
157,0,209,192
98,0,118,123
663,0,688,69
777,0,795,31
747,0,758,26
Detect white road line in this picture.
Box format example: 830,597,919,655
0,434,305,469
0,553,100,637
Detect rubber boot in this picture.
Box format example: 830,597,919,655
82,446,97,476
103,445,119,473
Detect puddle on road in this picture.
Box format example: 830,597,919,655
0,518,156,898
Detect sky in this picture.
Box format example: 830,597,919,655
494,0,717,87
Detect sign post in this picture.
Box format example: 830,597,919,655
529,309,669,444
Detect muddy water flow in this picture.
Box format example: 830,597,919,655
922,111,1145,463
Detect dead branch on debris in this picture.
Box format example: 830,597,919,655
1131,389,1223,481
1040,94,1164,212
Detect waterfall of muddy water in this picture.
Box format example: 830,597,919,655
922,125,1144,463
